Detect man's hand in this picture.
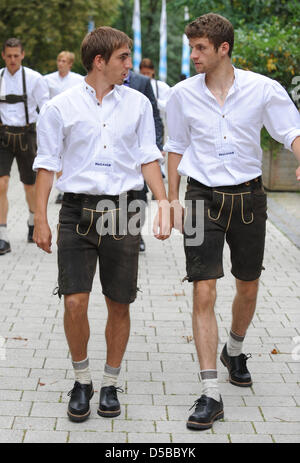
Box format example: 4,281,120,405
153,199,171,240
33,219,52,254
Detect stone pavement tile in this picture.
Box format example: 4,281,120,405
56,417,112,432
162,362,199,374
22,391,61,403
273,435,300,443
127,382,164,395
251,383,300,396
245,361,290,373
230,434,273,443
244,396,296,407
0,390,22,401
13,417,56,431
113,420,155,433
69,431,127,443
118,394,153,406
281,374,300,383
127,405,167,421
0,367,30,377
251,374,284,383
0,401,32,416
29,369,67,380
126,361,162,372
253,422,300,434
151,372,199,382
0,430,24,443
260,406,300,422
0,416,14,429
30,402,67,418
24,430,68,443
128,433,171,443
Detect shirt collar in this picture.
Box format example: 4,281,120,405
5,65,22,78
201,65,240,98
83,79,122,104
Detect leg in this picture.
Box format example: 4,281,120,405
97,297,130,418
220,278,257,387
23,183,36,214
192,279,218,370
104,296,130,368
64,292,90,361
231,278,259,336
0,175,10,224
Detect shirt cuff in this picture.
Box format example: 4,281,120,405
32,156,62,172
163,137,186,154
140,145,164,165
285,130,300,151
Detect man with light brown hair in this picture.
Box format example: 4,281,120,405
33,26,170,423
44,51,83,99
165,12,300,431
44,51,84,203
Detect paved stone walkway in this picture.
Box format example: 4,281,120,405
0,163,299,443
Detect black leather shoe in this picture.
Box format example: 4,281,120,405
139,236,145,252
27,225,34,243
97,386,123,418
67,381,94,422
187,395,224,430
0,239,11,255
220,343,252,387
55,193,64,204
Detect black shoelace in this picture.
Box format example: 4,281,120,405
189,395,207,411
240,353,252,373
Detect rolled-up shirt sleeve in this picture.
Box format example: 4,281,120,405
263,80,300,151
33,103,63,172
137,98,163,165
163,89,190,154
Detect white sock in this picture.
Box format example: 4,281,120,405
101,364,121,388
227,330,245,357
72,357,92,385
200,370,220,402
0,225,9,242
28,211,34,227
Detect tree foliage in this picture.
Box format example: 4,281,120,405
0,0,121,74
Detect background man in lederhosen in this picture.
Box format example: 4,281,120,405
0,38,49,255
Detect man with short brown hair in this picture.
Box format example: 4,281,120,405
33,26,170,423
165,12,300,430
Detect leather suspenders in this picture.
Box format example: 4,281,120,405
0,67,29,126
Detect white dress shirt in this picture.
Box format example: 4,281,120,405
164,67,300,187
44,71,84,99
0,66,49,126
33,80,163,195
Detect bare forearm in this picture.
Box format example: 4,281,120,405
167,152,182,201
34,169,55,222
141,161,167,202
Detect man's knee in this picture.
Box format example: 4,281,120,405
64,294,89,321
236,278,259,303
193,279,217,312
0,176,10,195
